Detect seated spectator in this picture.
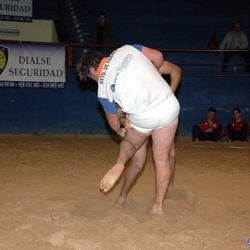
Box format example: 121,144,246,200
226,107,250,142
192,107,223,142
219,21,249,72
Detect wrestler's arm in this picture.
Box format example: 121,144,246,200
116,107,126,125
141,46,163,70
117,107,133,130
141,46,181,93
105,112,126,137
159,61,181,93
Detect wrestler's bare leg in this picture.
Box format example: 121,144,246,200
169,141,176,187
100,129,150,192
115,139,149,209
150,119,178,215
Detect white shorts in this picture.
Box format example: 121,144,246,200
128,94,180,133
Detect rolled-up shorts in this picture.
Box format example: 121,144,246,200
128,94,180,133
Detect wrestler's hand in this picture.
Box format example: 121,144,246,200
117,127,126,138
124,118,133,130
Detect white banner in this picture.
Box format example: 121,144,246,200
0,43,65,89
0,0,32,22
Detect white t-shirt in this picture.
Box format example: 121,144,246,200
97,44,180,132
98,44,173,115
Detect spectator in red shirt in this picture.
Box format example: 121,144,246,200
226,107,250,142
192,107,223,142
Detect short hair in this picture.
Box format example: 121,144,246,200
76,52,104,81
233,107,241,113
208,107,216,113
99,11,107,17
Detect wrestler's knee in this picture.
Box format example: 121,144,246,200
131,158,145,171
170,148,176,160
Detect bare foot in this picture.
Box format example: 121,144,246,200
100,163,125,192
114,196,126,209
150,204,164,215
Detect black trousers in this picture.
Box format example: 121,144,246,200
227,123,249,142
192,125,223,142
221,51,250,72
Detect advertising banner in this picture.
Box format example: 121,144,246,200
0,43,65,89
0,0,32,22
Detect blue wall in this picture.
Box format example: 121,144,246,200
1,72,249,136
0,74,110,134
177,76,250,135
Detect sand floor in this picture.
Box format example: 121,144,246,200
0,135,249,250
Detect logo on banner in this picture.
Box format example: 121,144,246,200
0,45,8,76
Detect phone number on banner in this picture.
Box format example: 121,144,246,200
0,81,65,89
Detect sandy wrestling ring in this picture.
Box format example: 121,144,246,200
0,135,249,249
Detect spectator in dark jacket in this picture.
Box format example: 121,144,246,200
91,11,116,55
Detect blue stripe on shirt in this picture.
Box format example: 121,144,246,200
98,97,117,113
132,44,143,52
